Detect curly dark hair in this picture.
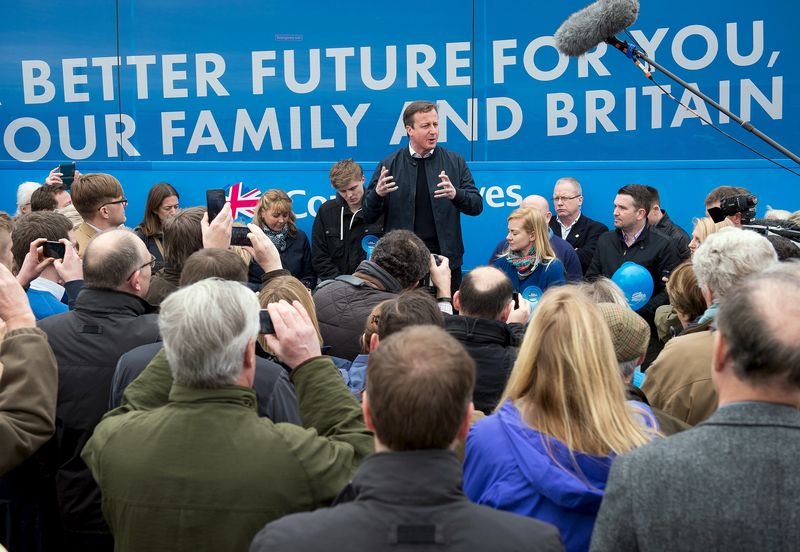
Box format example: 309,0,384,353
371,230,431,289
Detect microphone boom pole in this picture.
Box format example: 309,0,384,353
608,37,800,165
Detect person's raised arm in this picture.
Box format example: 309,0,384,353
266,300,373,503
0,263,58,474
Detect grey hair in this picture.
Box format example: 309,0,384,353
83,229,143,290
554,176,582,195
159,278,260,389
618,359,639,382
579,277,628,307
693,227,778,300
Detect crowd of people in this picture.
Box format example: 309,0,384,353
1,101,799,552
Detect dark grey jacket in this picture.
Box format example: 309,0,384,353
314,261,403,361
362,146,483,269
591,402,800,552
251,450,564,552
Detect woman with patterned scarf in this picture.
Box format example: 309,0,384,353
247,189,316,290
492,207,565,304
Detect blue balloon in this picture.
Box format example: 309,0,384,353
611,262,654,311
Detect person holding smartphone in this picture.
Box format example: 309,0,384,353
10,212,82,320
45,166,84,227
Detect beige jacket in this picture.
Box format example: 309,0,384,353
73,222,99,258
0,327,58,474
642,323,717,426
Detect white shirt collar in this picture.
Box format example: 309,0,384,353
409,144,434,159
29,277,66,301
557,212,581,237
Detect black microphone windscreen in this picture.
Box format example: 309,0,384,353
554,0,640,57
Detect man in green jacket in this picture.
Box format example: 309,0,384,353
82,279,373,551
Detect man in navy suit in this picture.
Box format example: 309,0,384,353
548,177,608,274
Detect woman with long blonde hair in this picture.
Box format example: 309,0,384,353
492,207,565,299
247,189,315,290
464,286,658,552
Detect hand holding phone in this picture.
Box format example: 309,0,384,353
206,189,227,223
259,309,275,335
43,240,66,260
230,226,251,247
58,162,76,190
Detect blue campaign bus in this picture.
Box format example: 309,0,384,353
2,0,797,269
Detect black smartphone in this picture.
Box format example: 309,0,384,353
512,291,520,310
206,189,226,222
231,226,251,246
59,162,76,190
259,309,275,335
43,240,66,259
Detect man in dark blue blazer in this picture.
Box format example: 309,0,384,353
548,177,608,274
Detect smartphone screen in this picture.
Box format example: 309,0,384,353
259,309,275,335
206,189,226,222
59,162,76,190
231,226,251,246
43,240,66,260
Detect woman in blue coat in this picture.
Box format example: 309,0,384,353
464,287,659,552
248,189,316,290
492,207,565,302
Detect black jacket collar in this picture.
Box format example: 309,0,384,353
74,288,156,316
444,315,516,346
349,450,464,506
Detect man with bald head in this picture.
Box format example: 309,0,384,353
548,177,608,273
36,229,160,550
489,195,582,280
445,266,530,413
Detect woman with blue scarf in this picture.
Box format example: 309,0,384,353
493,207,565,300
247,189,316,290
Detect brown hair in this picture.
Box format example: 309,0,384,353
162,207,204,270
617,184,652,215
258,275,322,351
378,290,444,339
666,261,707,321
11,212,72,269
366,325,475,451
179,249,248,287
71,173,124,218
139,182,179,237
403,101,438,128
360,300,388,354
30,186,60,211
0,212,12,235
253,189,297,236
704,186,751,207
329,159,364,190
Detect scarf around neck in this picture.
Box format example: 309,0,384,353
506,246,541,280
263,225,289,252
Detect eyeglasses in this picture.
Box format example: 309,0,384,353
127,254,156,280
99,197,128,210
552,194,582,203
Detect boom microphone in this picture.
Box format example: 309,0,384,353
554,0,640,57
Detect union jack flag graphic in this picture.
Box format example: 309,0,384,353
226,182,262,221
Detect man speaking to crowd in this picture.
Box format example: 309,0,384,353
362,101,483,294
